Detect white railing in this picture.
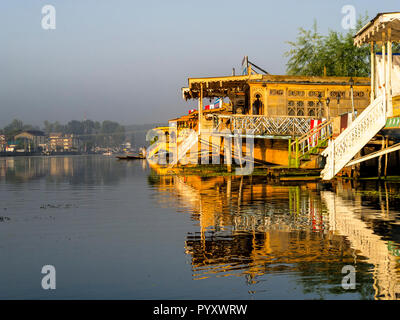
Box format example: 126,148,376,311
321,95,385,180
289,119,333,168
212,114,312,136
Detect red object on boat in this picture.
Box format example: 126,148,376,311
308,119,322,147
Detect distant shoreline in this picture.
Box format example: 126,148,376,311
0,151,90,157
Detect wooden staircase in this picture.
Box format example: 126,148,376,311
288,119,333,169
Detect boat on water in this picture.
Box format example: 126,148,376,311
116,154,145,160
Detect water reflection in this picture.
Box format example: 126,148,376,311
149,170,400,299
0,156,136,185
2,156,400,299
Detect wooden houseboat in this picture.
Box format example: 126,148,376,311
148,12,400,179
149,70,370,169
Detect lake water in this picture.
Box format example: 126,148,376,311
1,155,400,299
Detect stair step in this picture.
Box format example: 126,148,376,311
321,96,385,180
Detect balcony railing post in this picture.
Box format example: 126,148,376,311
295,138,299,168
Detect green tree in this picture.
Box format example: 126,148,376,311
100,120,125,147
4,119,24,141
285,20,324,76
43,121,65,134
65,120,85,135
285,16,370,77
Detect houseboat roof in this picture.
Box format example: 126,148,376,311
169,114,196,122
354,12,400,47
169,107,227,123
182,74,370,100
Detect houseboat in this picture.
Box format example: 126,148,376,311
148,12,400,180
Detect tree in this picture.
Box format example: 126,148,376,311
65,120,84,135
285,16,370,77
285,21,324,76
4,119,24,141
100,120,125,147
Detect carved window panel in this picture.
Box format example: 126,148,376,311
270,89,284,95
288,90,305,97
353,91,365,98
288,100,295,115
308,108,316,116
330,91,346,98
308,91,324,98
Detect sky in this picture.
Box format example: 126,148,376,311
0,0,399,127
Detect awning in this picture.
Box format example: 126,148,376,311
354,12,400,47
181,74,369,100
182,74,262,100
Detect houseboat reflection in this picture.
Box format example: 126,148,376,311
149,169,400,299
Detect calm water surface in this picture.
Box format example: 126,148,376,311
1,155,400,299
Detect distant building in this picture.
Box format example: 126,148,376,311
14,130,46,152
48,133,79,152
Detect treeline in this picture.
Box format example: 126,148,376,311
1,119,126,148
285,15,400,77
1,119,39,141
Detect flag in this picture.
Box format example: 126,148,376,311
242,56,248,75
214,98,222,109
204,99,222,110
308,119,322,147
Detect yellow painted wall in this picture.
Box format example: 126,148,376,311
249,82,370,118
393,95,400,117
253,139,289,166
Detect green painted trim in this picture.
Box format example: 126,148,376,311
385,117,400,128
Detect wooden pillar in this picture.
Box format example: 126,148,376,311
238,176,243,206
249,87,253,115
388,28,393,116
378,136,385,179
370,41,375,102
384,137,389,178
378,154,382,179
226,176,231,203
226,145,232,173
382,33,387,101
264,86,269,116
325,87,330,120
198,83,203,135
285,87,288,116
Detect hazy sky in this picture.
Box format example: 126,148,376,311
0,1,398,127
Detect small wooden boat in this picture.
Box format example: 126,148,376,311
116,154,145,160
